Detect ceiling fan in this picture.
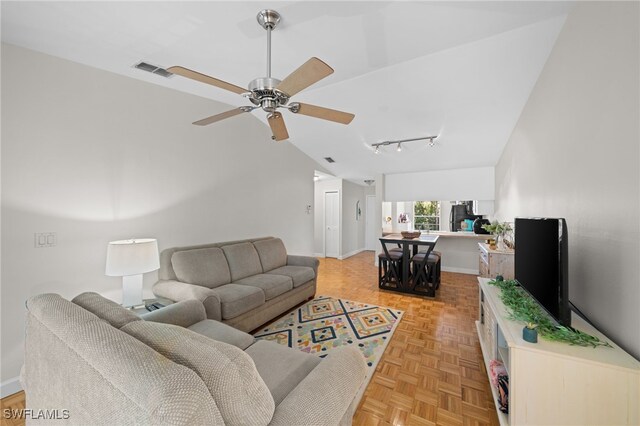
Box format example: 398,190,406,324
168,9,355,141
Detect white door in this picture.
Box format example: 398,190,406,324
324,191,340,258
365,195,377,250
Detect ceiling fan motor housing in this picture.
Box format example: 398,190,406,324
248,77,290,112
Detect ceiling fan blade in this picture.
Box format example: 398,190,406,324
268,112,289,141
168,66,246,95
193,108,247,126
276,57,334,97
292,103,355,125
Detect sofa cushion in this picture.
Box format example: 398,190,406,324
171,248,231,288
253,238,288,272
122,321,274,425
211,284,265,320
222,242,263,281
233,274,293,301
245,340,321,405
187,319,256,350
72,292,141,329
266,266,315,288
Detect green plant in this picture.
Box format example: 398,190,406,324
481,221,512,235
489,279,611,348
525,322,537,330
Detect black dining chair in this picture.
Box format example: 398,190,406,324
378,250,403,289
410,250,442,296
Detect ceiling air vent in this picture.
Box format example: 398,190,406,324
324,157,335,163
133,61,173,78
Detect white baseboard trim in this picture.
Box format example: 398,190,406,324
338,248,365,260
312,253,325,258
442,266,479,275
1,377,22,398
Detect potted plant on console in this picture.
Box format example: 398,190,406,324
523,322,538,343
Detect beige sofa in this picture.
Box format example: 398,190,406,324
153,237,318,332
23,292,367,425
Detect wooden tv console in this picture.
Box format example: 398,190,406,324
476,278,639,425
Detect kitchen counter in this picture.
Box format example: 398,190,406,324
382,230,491,239
379,230,494,275
429,231,491,239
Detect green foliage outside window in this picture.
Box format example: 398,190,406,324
414,201,440,231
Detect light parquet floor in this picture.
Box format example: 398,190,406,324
0,251,499,426
316,251,499,426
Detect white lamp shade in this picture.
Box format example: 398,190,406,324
105,238,160,277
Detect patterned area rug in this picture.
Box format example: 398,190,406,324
253,296,404,370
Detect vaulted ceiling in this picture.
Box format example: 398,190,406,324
1,1,572,183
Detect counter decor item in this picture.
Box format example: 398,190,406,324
481,221,513,249
400,231,420,239
523,323,538,343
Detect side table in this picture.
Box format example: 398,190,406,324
130,297,173,316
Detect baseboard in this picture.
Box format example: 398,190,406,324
338,248,365,260
1,377,22,398
442,266,478,275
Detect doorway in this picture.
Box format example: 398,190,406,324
324,191,340,258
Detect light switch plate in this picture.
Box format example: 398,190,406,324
35,232,56,248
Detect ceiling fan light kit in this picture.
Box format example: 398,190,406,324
372,135,438,154
167,9,355,142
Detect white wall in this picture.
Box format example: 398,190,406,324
341,181,366,258
0,44,322,390
384,167,494,202
494,3,640,359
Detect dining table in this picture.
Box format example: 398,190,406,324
379,233,440,295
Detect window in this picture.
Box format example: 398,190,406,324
414,201,440,231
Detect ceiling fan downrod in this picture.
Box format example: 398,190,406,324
257,9,281,79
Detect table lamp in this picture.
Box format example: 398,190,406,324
105,238,160,308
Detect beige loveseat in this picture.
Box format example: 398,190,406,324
153,237,318,332
23,292,367,425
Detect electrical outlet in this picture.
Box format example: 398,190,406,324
35,232,56,248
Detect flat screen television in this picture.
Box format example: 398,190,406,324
514,217,570,326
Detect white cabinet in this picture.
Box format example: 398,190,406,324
476,278,640,426
478,243,514,280
472,200,494,215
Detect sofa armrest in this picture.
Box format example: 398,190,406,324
140,299,206,327
152,280,222,321
287,255,320,276
269,346,367,426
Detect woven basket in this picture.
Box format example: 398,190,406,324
400,231,421,239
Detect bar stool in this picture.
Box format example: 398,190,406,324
378,250,403,289
410,250,442,296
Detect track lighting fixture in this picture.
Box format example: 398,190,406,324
370,135,438,153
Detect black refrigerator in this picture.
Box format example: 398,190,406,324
450,202,481,231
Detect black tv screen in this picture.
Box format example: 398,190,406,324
515,218,570,326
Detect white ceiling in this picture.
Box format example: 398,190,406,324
1,1,572,184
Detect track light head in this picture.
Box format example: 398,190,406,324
374,146,380,154
397,143,402,152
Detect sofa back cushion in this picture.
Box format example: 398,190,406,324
253,238,288,272
171,247,231,288
222,242,263,281
122,321,275,425
72,292,142,329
